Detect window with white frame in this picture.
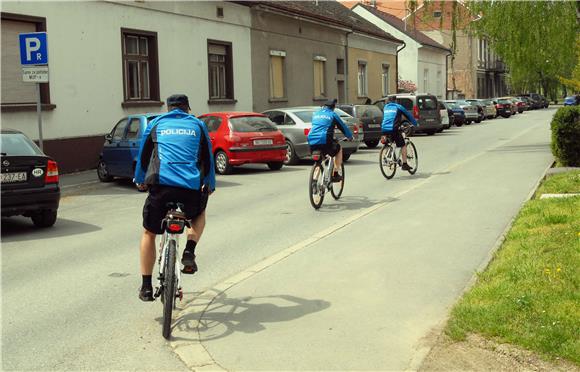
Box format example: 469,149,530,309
381,64,390,96
313,56,326,98
358,61,368,97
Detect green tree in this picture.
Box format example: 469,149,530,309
466,0,578,98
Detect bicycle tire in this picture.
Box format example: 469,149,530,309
379,145,396,179
406,140,418,175
330,163,345,200
162,239,177,339
309,162,324,209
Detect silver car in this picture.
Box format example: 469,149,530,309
446,100,479,124
263,107,361,165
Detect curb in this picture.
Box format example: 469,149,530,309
407,159,556,372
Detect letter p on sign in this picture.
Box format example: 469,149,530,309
19,32,48,65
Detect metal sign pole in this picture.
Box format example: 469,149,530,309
36,82,44,150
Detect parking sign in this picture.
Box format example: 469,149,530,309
19,32,48,65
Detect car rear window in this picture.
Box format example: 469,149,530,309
338,106,354,116
229,116,277,132
498,99,511,104
398,98,413,110
417,96,438,110
355,105,383,120
1,133,43,156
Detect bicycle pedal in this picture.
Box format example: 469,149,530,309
154,286,162,298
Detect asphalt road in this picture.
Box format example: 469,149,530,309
1,109,555,370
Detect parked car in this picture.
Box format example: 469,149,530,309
338,104,383,148
492,98,513,118
515,96,530,111
442,101,465,126
512,98,527,113
374,93,443,135
517,96,534,110
97,113,160,182
564,95,579,106
263,107,361,165
198,112,287,174
520,93,547,109
465,99,487,122
499,97,518,115
481,99,497,119
437,101,451,130
448,100,479,124
1,129,60,227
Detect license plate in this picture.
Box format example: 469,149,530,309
425,118,435,122
368,124,381,128
1,172,27,183
253,139,273,146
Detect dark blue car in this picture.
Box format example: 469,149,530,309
443,101,466,127
564,96,579,106
97,113,160,182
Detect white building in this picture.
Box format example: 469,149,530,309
1,1,253,172
352,3,450,99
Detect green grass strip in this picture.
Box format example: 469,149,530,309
446,171,580,364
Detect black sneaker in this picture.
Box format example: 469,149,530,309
181,250,198,275
331,173,343,183
401,163,412,171
139,286,154,302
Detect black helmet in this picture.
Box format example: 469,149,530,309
166,94,191,110
324,98,337,110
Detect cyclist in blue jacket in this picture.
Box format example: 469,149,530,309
134,94,216,302
307,99,354,182
381,96,418,171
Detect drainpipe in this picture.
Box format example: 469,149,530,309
445,50,452,99
396,41,407,94
344,30,352,103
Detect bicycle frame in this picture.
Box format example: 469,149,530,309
155,212,186,302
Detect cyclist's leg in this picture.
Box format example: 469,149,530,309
180,188,208,274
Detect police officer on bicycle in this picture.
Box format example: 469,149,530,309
134,94,216,302
381,96,418,171
307,99,354,182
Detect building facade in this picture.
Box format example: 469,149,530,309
1,1,253,172
353,3,449,99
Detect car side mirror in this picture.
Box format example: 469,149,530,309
105,133,113,142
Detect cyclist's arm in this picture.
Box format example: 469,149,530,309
134,121,157,184
333,112,353,139
198,123,216,191
398,104,418,126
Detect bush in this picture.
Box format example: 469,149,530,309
551,106,580,166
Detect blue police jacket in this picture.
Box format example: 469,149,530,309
134,109,216,191
381,102,418,133
307,107,353,145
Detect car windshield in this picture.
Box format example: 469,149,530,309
446,102,460,109
229,116,277,132
1,133,43,156
355,105,383,119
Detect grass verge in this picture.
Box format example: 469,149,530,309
446,170,580,364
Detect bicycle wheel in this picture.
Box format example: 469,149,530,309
309,162,324,209
330,163,345,200
406,140,418,174
379,144,396,179
162,239,177,339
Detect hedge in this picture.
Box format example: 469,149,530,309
550,106,580,166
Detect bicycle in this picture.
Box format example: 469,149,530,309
154,202,190,339
379,123,418,179
308,138,349,209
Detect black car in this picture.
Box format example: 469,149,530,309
520,93,547,109
337,104,383,148
374,94,443,135
1,129,60,227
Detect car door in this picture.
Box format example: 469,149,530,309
200,115,223,151
116,116,142,178
102,118,129,176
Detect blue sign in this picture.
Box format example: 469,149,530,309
19,32,48,65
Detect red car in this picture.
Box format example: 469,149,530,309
198,112,287,175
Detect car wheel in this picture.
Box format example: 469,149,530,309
284,140,299,165
455,122,464,127
31,210,57,228
364,140,379,148
466,120,472,125
342,153,351,162
215,150,233,175
267,162,283,171
97,160,113,182
475,118,481,123
426,130,436,135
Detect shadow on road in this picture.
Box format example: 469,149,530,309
169,292,330,342
488,143,549,153
394,170,451,181
316,195,398,212
227,165,304,175
1,216,102,243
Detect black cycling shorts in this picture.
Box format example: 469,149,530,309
385,128,405,148
142,185,209,234
310,140,341,157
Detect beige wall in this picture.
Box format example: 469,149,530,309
348,47,397,103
